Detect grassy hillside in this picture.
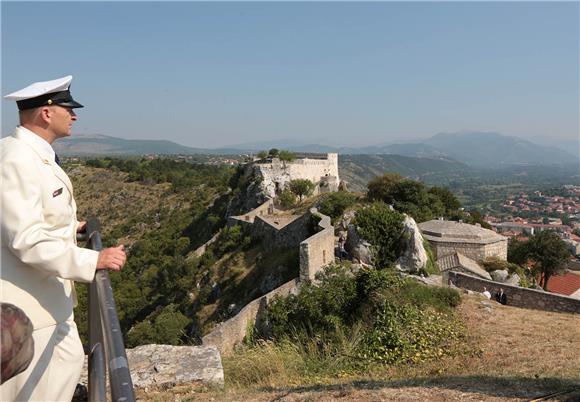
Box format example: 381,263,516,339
139,294,580,401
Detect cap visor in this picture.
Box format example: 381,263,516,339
58,99,84,108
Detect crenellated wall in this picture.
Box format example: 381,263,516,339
448,272,580,314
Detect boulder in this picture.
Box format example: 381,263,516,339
490,270,509,283
394,215,428,273
345,224,374,265
336,210,356,233
80,344,224,390
504,273,521,286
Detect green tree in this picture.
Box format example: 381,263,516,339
428,186,461,215
257,151,268,159
353,202,405,268
526,231,570,290
509,231,569,290
367,173,404,202
268,148,279,157
317,192,359,223
288,179,315,201
278,150,296,161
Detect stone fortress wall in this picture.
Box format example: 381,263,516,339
300,209,335,281
202,279,301,355
448,272,580,314
203,205,335,354
254,153,339,199
433,240,507,262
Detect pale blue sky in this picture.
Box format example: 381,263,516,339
2,1,578,148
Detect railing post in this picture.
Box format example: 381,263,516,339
84,219,135,402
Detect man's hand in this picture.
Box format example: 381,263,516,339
96,245,126,271
77,221,87,233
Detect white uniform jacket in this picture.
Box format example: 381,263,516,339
1,127,99,330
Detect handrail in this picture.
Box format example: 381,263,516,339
80,219,135,402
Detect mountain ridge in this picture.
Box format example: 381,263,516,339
55,131,578,167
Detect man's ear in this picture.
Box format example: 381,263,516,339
39,106,52,124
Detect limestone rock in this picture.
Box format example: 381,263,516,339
345,224,374,265
504,273,521,286
127,344,223,388
490,270,509,283
80,344,224,390
395,215,428,273
336,210,356,233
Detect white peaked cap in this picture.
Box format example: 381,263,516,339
4,75,73,100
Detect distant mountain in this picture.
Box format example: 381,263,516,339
54,134,246,156
56,132,579,168
228,131,579,168
339,154,471,191
421,132,578,167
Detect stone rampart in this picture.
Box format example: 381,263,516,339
252,213,311,251
300,209,335,281
255,153,339,198
228,198,273,226
202,279,300,355
448,272,580,314
434,240,507,262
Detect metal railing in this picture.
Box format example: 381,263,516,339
78,219,135,402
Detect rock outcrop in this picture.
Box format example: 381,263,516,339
345,224,374,265
80,344,224,390
395,215,428,273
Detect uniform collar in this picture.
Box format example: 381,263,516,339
14,126,56,162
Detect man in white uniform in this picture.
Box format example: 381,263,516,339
1,76,127,401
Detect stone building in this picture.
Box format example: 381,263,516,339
418,220,508,262
253,153,339,199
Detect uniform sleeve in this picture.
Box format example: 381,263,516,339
1,158,99,282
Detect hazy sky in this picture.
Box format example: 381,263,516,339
2,1,578,149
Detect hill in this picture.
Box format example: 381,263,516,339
141,293,580,401
54,134,245,155
338,154,471,191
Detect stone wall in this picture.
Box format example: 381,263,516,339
252,213,311,251
255,153,339,198
228,198,273,226
202,279,301,355
448,272,580,314
433,239,507,261
300,209,335,281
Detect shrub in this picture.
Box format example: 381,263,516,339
263,264,463,371
317,192,359,224
288,179,315,201
278,188,297,208
278,150,296,162
353,202,405,268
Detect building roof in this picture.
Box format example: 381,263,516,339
546,271,580,298
437,252,492,280
419,220,507,244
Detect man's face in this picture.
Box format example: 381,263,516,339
48,105,77,138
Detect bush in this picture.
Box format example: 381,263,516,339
264,265,463,370
278,150,296,162
317,192,359,224
278,188,297,208
288,179,315,201
353,203,405,268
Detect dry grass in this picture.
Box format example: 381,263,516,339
136,294,580,401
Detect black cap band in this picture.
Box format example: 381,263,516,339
16,90,84,111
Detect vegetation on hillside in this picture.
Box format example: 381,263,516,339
508,231,570,290
230,264,463,384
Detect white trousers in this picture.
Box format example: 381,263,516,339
0,319,84,402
